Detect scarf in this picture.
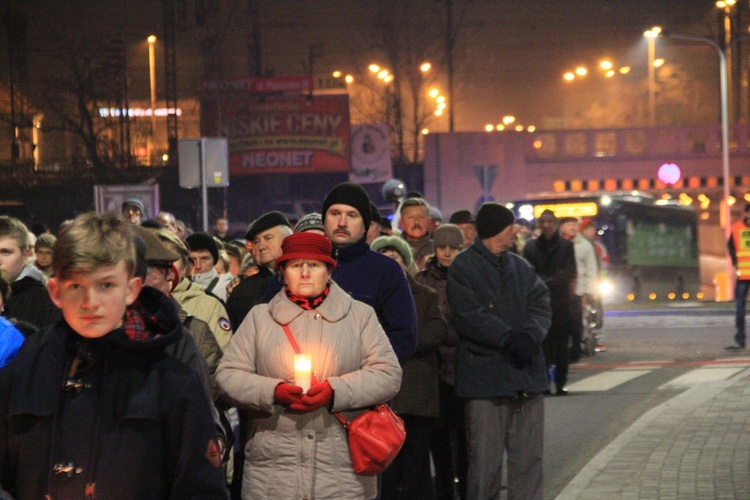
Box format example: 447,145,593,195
285,284,330,310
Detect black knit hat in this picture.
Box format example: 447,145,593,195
322,182,372,231
185,232,220,264
476,203,515,239
245,211,291,241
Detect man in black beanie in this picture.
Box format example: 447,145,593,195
185,232,233,303
263,181,418,364
446,202,551,500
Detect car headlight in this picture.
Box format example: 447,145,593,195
598,279,614,296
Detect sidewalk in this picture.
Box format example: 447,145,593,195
556,370,750,499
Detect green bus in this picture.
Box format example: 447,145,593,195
511,193,701,304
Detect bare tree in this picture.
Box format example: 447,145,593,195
29,30,128,176
361,0,472,164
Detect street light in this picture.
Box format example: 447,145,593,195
716,0,737,121
644,26,661,127
650,29,731,299
147,35,157,166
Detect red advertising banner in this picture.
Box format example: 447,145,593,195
200,94,351,175
200,76,314,95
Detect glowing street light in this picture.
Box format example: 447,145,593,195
420,62,432,72
147,35,157,166
650,28,731,298
644,26,662,127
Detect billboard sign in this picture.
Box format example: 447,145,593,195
201,92,351,176
349,123,392,184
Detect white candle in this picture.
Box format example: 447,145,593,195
294,354,312,393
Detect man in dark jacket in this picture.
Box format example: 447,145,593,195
523,209,577,395
0,212,227,499
226,211,291,329
264,182,418,364
447,202,551,500
372,235,448,499
0,216,60,330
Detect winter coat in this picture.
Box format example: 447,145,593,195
0,286,228,499
193,268,234,303
175,298,223,382
417,257,460,386
447,241,551,398
401,232,434,272
3,264,60,330
216,282,402,500
571,233,598,296
226,266,277,331
0,317,23,368
523,233,576,337
390,274,448,418
173,278,233,351
263,236,418,364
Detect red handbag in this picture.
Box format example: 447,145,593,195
282,324,406,475
333,403,406,475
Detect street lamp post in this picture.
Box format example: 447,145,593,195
644,27,662,128
147,35,157,166
656,30,732,299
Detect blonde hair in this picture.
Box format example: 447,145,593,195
53,212,135,280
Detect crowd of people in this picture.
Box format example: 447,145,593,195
0,182,613,499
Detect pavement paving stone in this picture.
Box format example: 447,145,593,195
556,373,750,499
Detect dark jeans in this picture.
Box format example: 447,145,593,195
382,415,436,500
544,315,571,390
569,295,584,362
431,381,467,500
735,279,750,346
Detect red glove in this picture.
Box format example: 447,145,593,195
290,381,333,412
274,383,304,406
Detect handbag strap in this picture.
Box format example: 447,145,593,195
281,324,351,428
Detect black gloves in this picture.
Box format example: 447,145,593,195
505,332,538,368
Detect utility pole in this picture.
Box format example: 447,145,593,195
446,0,455,132
163,0,179,161
246,0,262,76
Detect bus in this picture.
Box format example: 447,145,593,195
510,192,701,304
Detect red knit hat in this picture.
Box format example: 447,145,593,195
275,232,337,269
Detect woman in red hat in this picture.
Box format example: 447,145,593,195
216,232,402,499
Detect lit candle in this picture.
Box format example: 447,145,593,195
294,354,312,393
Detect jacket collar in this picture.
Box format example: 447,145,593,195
268,281,352,325
333,236,369,262
470,240,508,268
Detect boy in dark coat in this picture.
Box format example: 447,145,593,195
0,212,227,499
0,216,61,330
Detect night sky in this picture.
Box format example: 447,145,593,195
2,0,724,131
